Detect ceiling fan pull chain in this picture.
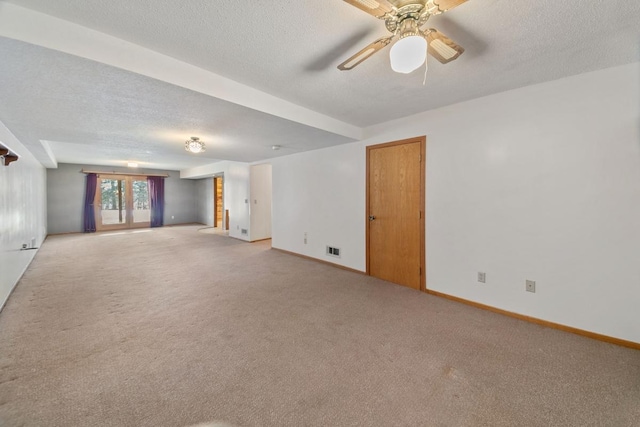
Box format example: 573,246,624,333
423,51,428,85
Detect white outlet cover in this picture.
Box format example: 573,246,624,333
526,280,536,293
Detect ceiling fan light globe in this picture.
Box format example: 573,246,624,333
389,35,427,73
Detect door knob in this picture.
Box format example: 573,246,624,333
369,215,376,221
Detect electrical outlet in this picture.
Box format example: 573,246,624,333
478,272,486,283
304,232,307,244
526,280,536,293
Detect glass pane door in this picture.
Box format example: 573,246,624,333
96,175,150,230
100,178,126,226
132,180,150,224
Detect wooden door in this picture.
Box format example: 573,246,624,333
367,137,425,291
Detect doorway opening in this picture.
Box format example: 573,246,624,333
213,175,228,230
95,174,150,231
366,136,426,291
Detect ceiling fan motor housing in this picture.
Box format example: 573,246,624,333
385,3,430,34
338,0,466,71
397,18,421,40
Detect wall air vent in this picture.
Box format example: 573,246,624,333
326,246,341,258
241,229,248,235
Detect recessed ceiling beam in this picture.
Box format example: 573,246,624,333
39,140,58,168
0,3,363,141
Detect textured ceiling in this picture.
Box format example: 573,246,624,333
0,37,353,169
0,0,639,170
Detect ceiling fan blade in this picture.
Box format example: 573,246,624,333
338,36,395,70
425,29,464,64
343,0,396,18
427,0,468,15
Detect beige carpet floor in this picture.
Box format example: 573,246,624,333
0,225,638,426
198,227,229,236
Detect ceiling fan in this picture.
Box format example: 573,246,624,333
338,0,468,74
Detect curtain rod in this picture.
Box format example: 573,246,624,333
81,169,169,178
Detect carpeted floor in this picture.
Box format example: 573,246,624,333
0,225,638,426
198,227,229,236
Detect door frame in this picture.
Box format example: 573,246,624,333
94,174,151,232
366,136,426,292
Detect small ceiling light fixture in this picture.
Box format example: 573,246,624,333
185,136,206,153
127,162,139,168
389,19,427,74
271,145,281,151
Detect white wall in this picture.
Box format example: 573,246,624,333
271,62,640,343
271,142,366,270
0,120,47,310
226,162,251,240
249,164,272,241
182,161,251,241
196,177,214,226
47,164,199,234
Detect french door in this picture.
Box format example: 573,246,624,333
95,175,150,231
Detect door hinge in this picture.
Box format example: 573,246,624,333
419,154,422,162
419,267,422,276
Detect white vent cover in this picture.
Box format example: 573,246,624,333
326,246,341,258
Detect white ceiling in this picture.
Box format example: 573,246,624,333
0,37,354,169
0,0,639,171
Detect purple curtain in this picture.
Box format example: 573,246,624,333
83,173,97,232
148,176,165,227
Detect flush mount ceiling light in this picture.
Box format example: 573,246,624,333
185,136,205,153
338,0,466,73
127,162,139,168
